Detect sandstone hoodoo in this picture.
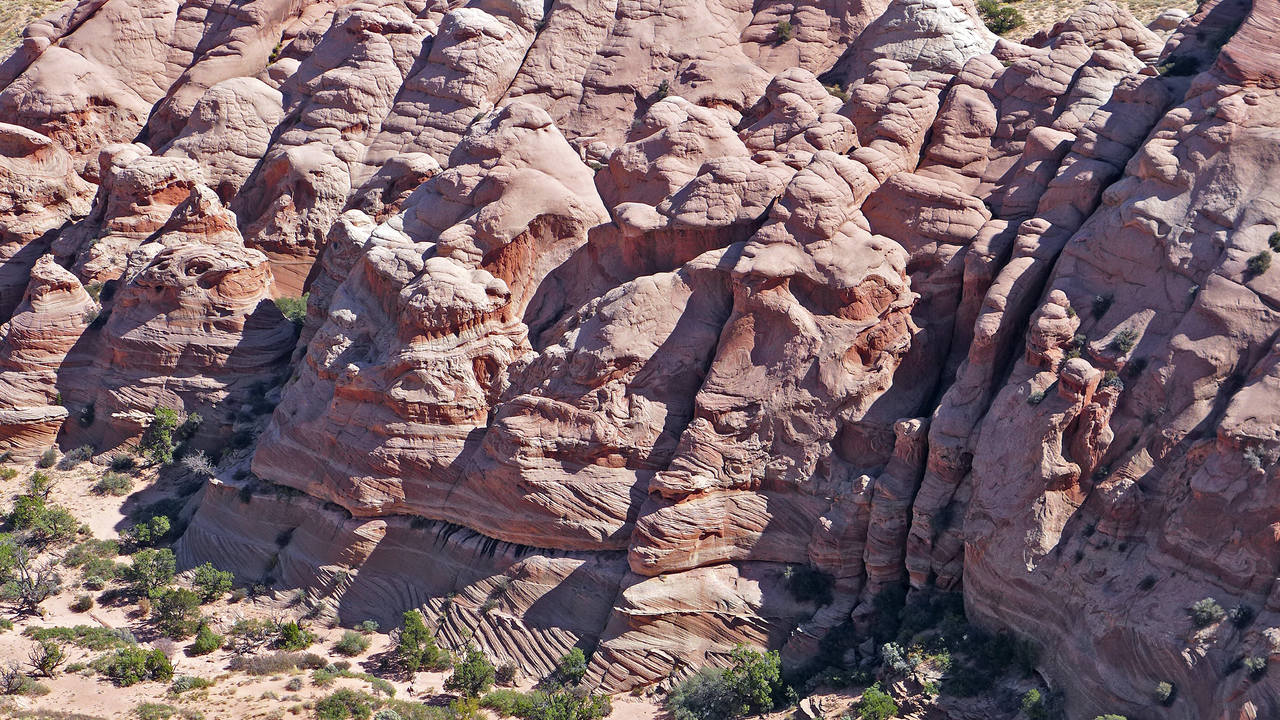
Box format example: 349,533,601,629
0,0,1276,717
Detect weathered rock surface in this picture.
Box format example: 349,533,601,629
0,0,1277,716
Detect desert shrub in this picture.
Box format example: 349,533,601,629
151,588,202,639
1027,390,1046,405
0,547,62,613
64,540,120,571
0,661,43,695
668,646,783,720
316,688,377,720
93,647,174,686
122,548,176,596
275,295,309,326
495,662,518,686
1189,597,1225,627
58,445,94,470
358,620,379,634
775,19,793,43
123,515,172,549
1248,251,1272,275
1093,715,1127,720
276,620,314,650
0,467,15,480
227,651,326,675
110,454,138,472
70,594,93,613
37,448,58,469
1109,329,1139,354
191,563,233,602
334,630,371,657
25,625,134,651
783,564,834,606
169,675,215,694
92,468,135,497
180,452,215,477
548,648,587,688
223,618,279,653
482,689,609,720
187,624,222,656
446,647,496,697
27,639,67,677
1245,656,1268,678
977,0,1023,32
397,610,447,674
853,683,897,720
141,408,181,465
1020,689,1063,720
1154,681,1174,705
1230,604,1255,628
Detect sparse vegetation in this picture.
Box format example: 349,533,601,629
191,562,233,602
775,19,793,43
396,610,449,675
334,630,371,657
92,647,175,686
150,587,203,639
275,295,309,327
37,448,58,469
1027,390,1046,405
122,548,177,596
1247,251,1272,276
977,0,1025,33
445,646,496,698
141,408,181,465
1245,656,1268,679
92,472,134,496
187,623,222,656
853,683,897,720
667,645,783,720
1110,329,1139,354
226,651,326,675
1188,597,1225,627
1154,681,1174,705
276,620,314,650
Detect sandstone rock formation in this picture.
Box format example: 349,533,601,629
0,0,1276,716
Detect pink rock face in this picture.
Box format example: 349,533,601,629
2,0,1279,715
0,257,94,459
0,123,92,320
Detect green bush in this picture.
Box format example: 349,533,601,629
63,539,118,569
1244,655,1268,679
1110,329,1139,354
1270,231,1280,253
122,549,176,596
550,648,587,687
853,683,897,720
92,472,134,496
169,675,215,694
667,646,783,720
123,515,172,549
191,563,233,602
1189,597,1225,627
1154,681,1174,705
481,689,610,720
275,295,309,327
187,623,222,656
977,0,1024,33
93,647,174,686
397,610,447,674
37,448,58,469
358,620,380,634
226,651,326,675
70,593,94,612
151,587,202,639
276,621,313,650
1248,251,1272,276
446,647,496,697
24,625,135,651
334,630,371,657
141,408,180,465
110,454,137,472
315,688,377,720
775,20,793,43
